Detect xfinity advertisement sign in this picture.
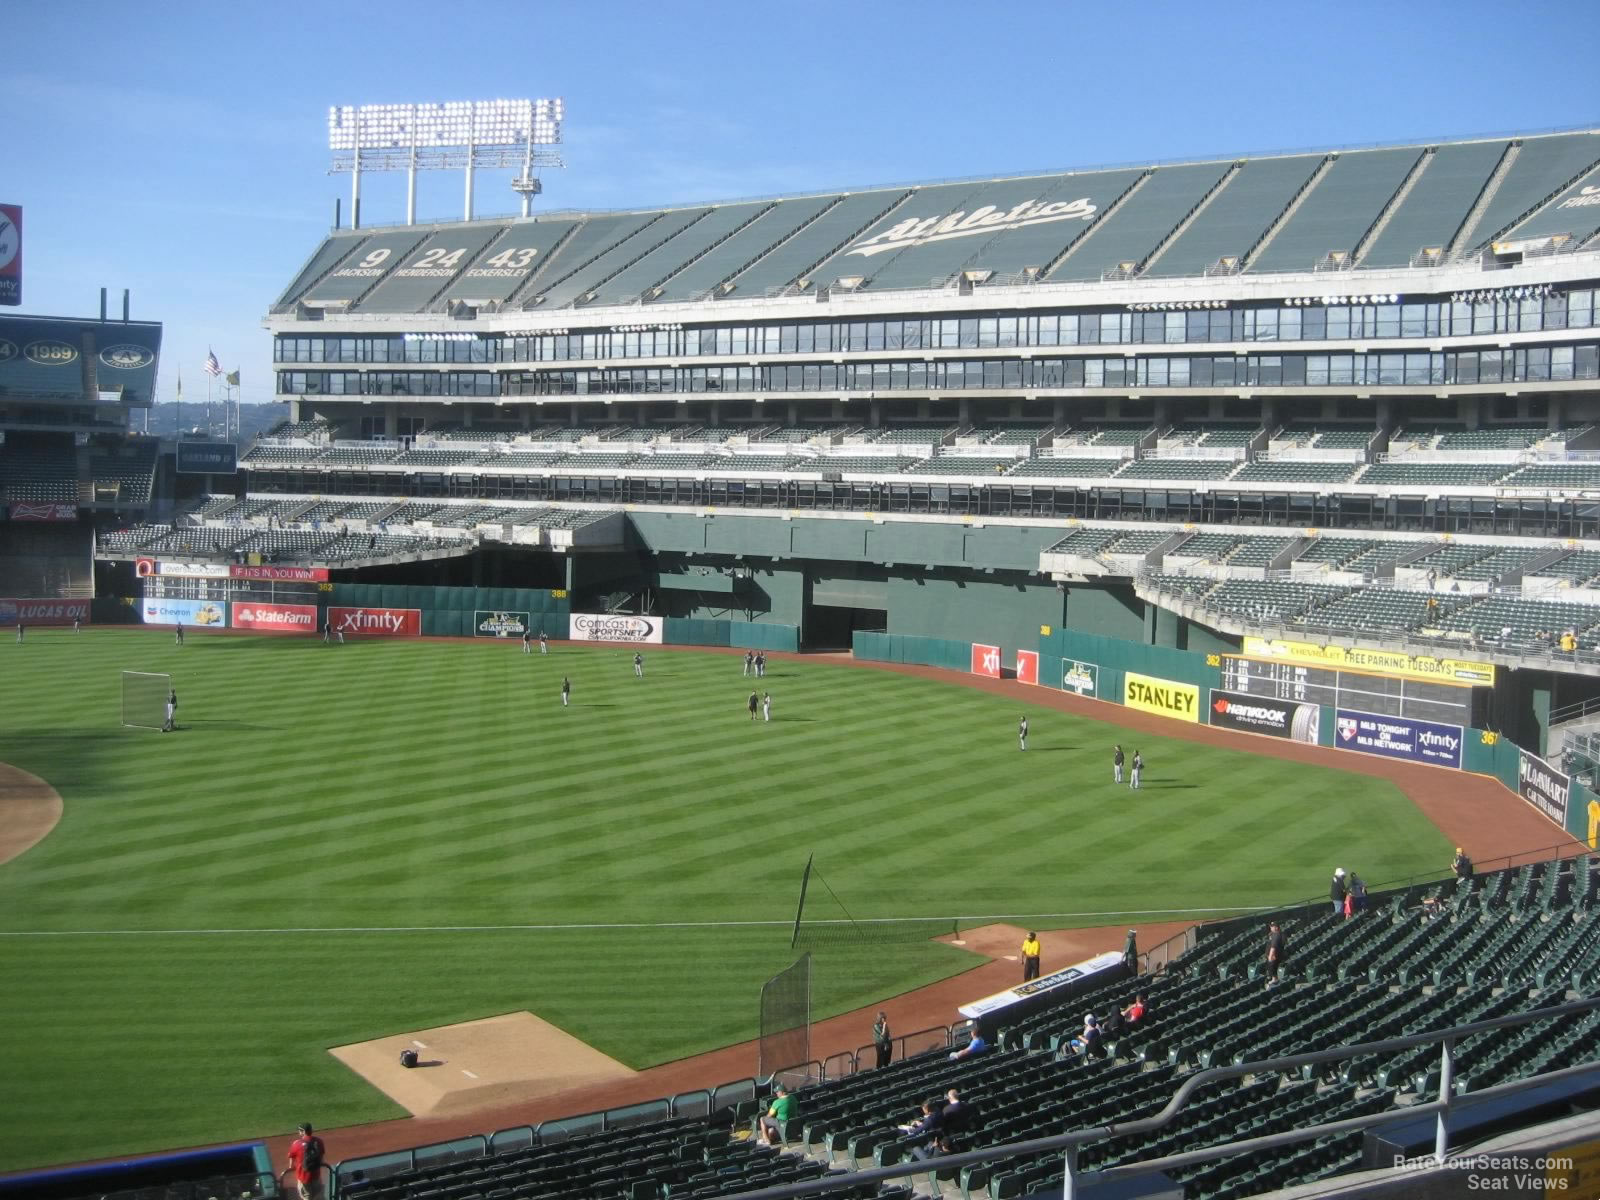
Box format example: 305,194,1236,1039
1335,709,1463,769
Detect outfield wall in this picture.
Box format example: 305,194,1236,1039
855,623,1598,848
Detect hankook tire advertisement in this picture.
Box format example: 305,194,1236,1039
1208,689,1320,744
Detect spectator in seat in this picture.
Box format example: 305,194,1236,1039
1062,1013,1103,1059
756,1084,796,1146
949,1028,989,1060
897,1097,943,1138
1121,992,1149,1026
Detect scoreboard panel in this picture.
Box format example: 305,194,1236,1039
1221,655,1472,727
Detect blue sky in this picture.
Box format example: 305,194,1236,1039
8,0,1597,413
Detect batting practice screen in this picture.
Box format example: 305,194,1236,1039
757,953,811,1082
121,671,171,730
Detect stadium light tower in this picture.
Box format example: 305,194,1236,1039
328,98,565,227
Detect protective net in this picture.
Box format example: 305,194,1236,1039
121,671,171,730
757,954,811,1081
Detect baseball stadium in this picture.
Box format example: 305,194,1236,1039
6,122,1600,1200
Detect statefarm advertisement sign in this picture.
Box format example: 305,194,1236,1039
328,606,421,637
568,613,663,644
232,602,318,633
0,597,88,625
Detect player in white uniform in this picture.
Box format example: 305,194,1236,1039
634,652,644,678
762,692,772,722
1130,751,1143,789
561,676,571,707
1018,716,1028,751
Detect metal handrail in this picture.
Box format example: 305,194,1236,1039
707,996,1600,1200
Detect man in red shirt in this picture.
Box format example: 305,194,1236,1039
284,1122,327,1200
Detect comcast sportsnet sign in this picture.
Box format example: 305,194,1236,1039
232,602,317,633
328,606,421,637
568,613,663,644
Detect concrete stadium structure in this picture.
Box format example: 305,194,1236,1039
40,122,1600,1200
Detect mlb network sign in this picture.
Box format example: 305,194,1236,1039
1335,709,1463,769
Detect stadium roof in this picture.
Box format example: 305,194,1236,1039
273,128,1600,317
0,314,163,406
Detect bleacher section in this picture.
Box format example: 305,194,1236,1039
0,435,78,503
89,441,157,505
273,132,1600,315
334,857,1600,1200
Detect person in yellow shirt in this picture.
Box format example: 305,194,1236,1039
1021,931,1041,982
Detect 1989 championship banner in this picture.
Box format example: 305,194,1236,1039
568,613,663,644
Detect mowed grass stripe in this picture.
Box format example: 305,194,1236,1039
0,630,1454,1169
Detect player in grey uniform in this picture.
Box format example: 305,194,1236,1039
162,688,178,733
1130,750,1143,790
1113,744,1124,784
1018,716,1028,751
633,652,644,678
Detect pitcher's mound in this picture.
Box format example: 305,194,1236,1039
331,1011,636,1118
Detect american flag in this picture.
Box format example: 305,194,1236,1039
204,350,221,377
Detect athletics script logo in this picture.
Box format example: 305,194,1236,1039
844,197,1098,258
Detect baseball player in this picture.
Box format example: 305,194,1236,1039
1113,744,1125,784
561,676,571,708
539,631,549,655
748,691,759,721
743,651,754,677
162,687,178,733
1130,750,1144,790
174,621,184,646
633,652,644,678
762,691,772,723
522,629,532,655
1019,715,1028,751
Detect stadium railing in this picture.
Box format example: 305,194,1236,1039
700,997,1600,1200
332,1000,1600,1199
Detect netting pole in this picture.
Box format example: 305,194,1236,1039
790,853,813,950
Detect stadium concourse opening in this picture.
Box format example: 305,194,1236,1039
802,602,885,651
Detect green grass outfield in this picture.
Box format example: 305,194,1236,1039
0,628,1452,1170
